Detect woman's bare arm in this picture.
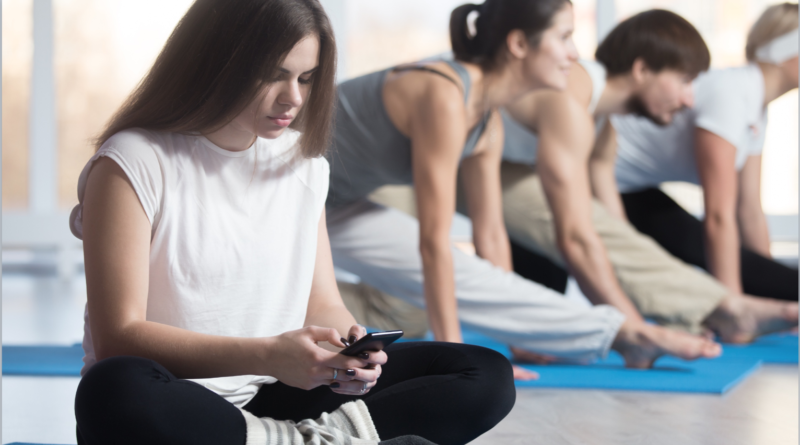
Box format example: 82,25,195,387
408,78,468,343
304,210,388,392
589,121,627,221
695,128,742,293
304,210,361,339
460,111,512,271
737,155,772,257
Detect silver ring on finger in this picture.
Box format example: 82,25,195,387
360,382,368,394
332,368,338,381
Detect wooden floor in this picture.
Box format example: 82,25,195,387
473,365,798,445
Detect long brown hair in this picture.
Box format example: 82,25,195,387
96,0,336,158
450,0,572,72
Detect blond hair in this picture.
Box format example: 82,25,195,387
746,3,799,62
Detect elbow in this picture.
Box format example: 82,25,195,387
704,210,736,231
90,322,140,362
93,340,120,362
419,236,451,263
556,229,591,261
473,229,508,256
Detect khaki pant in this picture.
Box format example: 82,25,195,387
338,281,429,338
501,162,727,333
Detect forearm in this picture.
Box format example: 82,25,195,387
704,215,743,292
473,227,513,272
92,320,271,379
305,303,359,340
593,188,627,222
420,240,463,342
738,210,772,258
589,164,627,221
559,230,643,322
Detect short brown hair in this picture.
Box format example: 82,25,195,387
96,0,336,159
595,9,710,78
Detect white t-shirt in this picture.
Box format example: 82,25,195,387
613,64,767,193
70,128,330,407
501,59,607,165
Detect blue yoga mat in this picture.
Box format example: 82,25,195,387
5,331,793,394
720,332,798,364
400,329,799,365
512,353,761,394
400,329,763,394
3,344,84,376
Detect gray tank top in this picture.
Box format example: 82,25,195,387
327,59,491,208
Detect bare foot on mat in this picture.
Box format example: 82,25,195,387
704,295,799,344
511,365,539,381
612,321,722,369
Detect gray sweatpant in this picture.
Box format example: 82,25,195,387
327,199,625,362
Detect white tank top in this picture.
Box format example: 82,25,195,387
501,59,607,165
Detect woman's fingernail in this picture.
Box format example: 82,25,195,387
340,337,350,347
348,335,357,344
359,352,370,360
330,382,340,388
346,369,356,376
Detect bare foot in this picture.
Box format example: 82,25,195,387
612,321,722,369
510,346,558,365
704,294,799,344
512,365,539,381
699,327,716,341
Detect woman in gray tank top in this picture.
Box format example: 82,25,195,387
328,0,581,366
327,0,718,376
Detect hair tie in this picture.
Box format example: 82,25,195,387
755,28,799,64
466,9,480,39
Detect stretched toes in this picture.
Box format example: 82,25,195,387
512,365,539,381
510,346,557,365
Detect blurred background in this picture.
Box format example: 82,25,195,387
1,0,798,281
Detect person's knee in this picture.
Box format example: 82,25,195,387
78,355,166,398
469,346,516,423
75,356,169,442
446,344,516,430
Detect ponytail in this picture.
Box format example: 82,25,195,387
450,3,483,62
449,0,571,72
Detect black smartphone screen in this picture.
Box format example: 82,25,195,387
339,330,404,356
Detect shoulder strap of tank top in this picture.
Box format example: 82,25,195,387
441,59,471,105
577,59,607,114
393,61,470,105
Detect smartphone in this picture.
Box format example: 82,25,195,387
340,330,404,356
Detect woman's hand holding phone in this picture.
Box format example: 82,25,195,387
265,326,371,392
265,325,387,396
328,324,389,396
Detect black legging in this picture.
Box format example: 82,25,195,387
75,342,515,445
622,188,798,301
510,240,569,294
